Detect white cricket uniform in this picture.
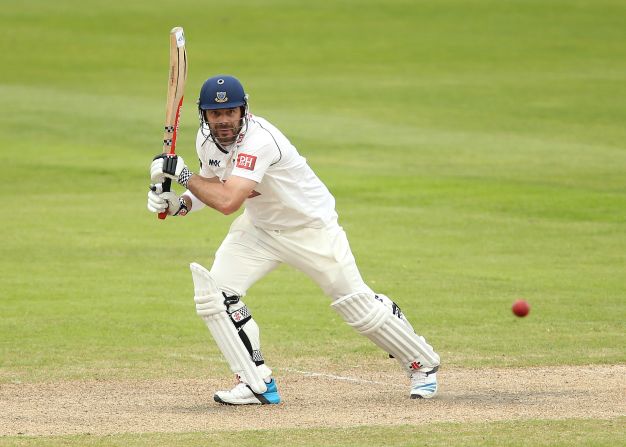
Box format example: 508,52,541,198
186,114,374,300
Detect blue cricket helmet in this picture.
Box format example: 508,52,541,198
198,75,248,110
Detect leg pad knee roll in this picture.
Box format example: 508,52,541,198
194,293,226,317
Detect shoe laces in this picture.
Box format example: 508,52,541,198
230,382,253,398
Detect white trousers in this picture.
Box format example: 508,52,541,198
209,212,374,300
207,212,440,376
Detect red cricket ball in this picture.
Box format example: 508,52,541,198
512,299,530,317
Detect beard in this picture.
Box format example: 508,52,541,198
209,120,242,147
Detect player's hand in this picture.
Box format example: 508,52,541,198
147,184,182,216
150,154,190,185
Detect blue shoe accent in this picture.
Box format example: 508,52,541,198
254,378,281,404
410,367,439,399
414,383,437,391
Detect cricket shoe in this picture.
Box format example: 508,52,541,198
214,378,281,405
410,365,439,399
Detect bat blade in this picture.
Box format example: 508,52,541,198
158,26,188,220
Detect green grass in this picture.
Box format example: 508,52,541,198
1,0,625,444
1,419,624,447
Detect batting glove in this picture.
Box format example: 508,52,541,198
150,154,193,187
147,184,187,216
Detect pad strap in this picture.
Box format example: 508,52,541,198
229,305,252,328
222,294,263,365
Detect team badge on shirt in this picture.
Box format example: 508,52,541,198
236,153,257,170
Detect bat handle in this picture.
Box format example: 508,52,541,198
157,177,173,220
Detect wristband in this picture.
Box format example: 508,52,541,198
173,197,189,216
177,167,193,188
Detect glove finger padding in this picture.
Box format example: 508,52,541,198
150,154,186,183
147,189,168,213
150,158,166,183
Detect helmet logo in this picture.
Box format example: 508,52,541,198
215,91,228,103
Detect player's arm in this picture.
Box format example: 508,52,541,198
186,174,257,215
180,175,220,213
150,155,256,215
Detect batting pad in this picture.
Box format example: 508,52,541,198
331,293,440,371
190,262,267,394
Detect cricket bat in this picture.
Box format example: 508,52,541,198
158,26,188,219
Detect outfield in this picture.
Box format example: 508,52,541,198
1,0,625,446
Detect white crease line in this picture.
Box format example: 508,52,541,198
280,367,405,389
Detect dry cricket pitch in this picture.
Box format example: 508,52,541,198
2,364,624,436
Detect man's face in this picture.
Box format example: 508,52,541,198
204,107,243,146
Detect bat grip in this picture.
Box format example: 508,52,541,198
157,177,173,220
